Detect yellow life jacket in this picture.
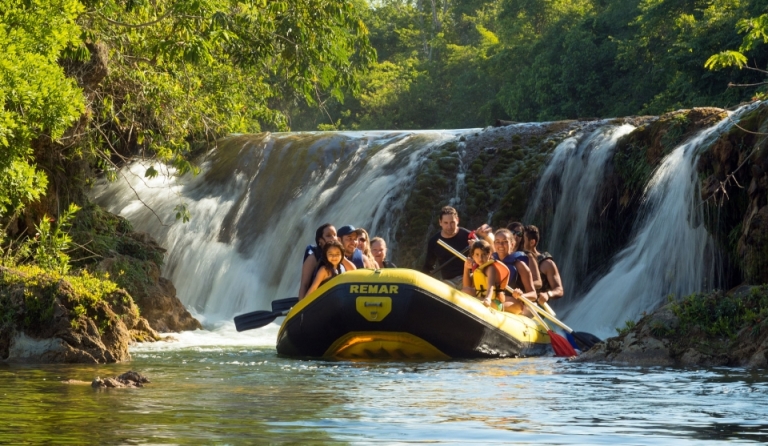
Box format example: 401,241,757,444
472,260,511,299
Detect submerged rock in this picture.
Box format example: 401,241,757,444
92,370,150,388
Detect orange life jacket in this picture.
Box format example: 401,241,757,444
472,260,510,298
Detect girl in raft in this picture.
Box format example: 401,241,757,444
306,240,356,296
462,240,512,310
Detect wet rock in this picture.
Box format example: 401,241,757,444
97,252,201,333
576,286,768,368
0,266,159,364
92,371,150,388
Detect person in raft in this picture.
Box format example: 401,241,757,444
370,237,396,268
523,225,564,306
421,206,472,288
492,228,537,314
305,241,356,296
507,221,542,290
338,225,377,269
357,228,377,268
462,240,511,310
299,223,338,300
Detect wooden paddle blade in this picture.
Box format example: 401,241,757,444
549,330,579,357
272,297,299,313
571,331,602,351
234,310,279,332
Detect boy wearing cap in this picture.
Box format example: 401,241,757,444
338,225,377,269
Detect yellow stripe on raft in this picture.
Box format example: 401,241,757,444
325,331,451,360
280,269,550,346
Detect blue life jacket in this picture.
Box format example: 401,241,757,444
493,251,529,289
349,248,365,269
303,245,322,263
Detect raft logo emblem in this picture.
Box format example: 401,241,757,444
356,297,392,322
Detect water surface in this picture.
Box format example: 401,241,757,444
2,324,767,445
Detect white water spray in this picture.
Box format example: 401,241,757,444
524,124,635,292
563,107,757,338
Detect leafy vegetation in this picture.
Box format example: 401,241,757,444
1,0,375,235
290,0,768,131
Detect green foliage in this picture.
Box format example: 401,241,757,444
0,0,84,219
290,0,765,130
29,204,81,274
670,286,768,339
0,264,120,330
616,319,637,336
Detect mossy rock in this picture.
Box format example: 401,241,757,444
0,265,159,363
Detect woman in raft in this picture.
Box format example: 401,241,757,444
462,240,512,310
492,228,537,314
299,223,338,300
305,240,356,296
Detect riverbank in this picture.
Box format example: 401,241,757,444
0,203,200,363
575,285,768,367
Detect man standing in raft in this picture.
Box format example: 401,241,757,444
338,225,377,269
421,206,472,288
523,225,564,307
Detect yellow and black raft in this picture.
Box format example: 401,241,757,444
274,268,552,360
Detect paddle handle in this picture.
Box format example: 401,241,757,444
436,239,574,333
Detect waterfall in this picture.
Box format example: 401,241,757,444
524,124,636,295
91,130,465,321
558,106,758,338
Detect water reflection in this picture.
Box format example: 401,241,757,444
2,349,767,444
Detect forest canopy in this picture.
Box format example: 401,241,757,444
1,0,767,231
0,0,374,228
288,0,768,131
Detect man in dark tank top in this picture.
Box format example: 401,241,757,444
523,225,564,306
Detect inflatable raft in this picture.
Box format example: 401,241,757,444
276,268,552,360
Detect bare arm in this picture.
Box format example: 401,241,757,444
341,257,356,271
515,261,537,302
298,255,319,300
538,259,564,303
461,258,475,295
528,256,543,290
305,267,330,297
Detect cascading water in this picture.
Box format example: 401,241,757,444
91,104,757,336
524,124,636,295
558,105,759,337
91,130,466,322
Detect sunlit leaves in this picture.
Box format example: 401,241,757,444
705,50,748,70
0,0,84,217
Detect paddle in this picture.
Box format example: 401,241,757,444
234,309,288,332
272,297,299,313
234,297,300,332
437,239,578,356
429,245,470,277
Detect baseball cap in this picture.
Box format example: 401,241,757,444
337,225,363,238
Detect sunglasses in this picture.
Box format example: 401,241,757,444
358,237,367,242
512,230,523,237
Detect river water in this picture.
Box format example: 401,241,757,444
2,323,767,445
